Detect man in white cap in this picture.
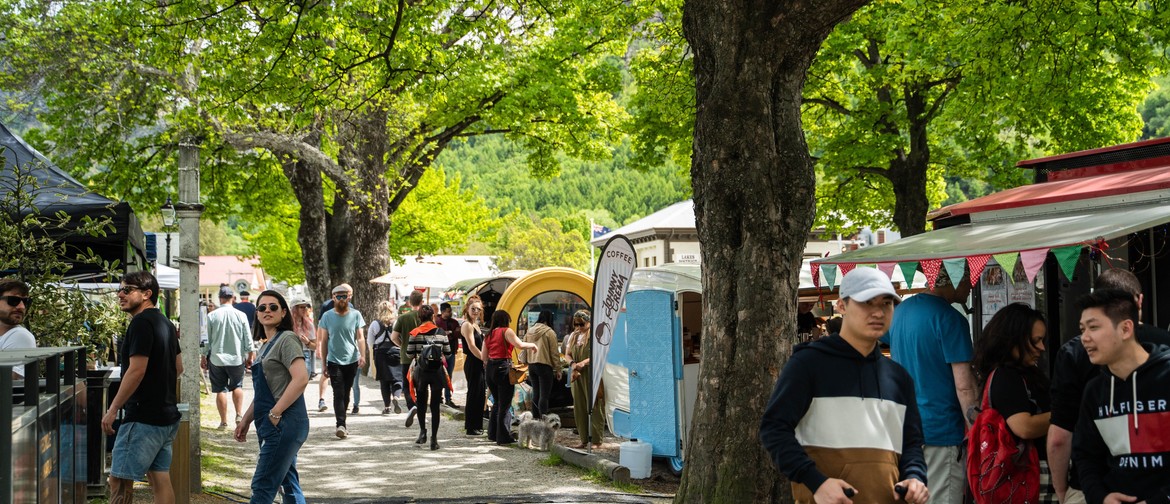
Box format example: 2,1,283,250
761,267,929,504
318,283,366,438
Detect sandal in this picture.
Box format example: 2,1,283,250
572,443,587,449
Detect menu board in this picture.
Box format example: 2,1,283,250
980,263,1036,329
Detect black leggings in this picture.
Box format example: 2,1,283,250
464,355,486,432
414,370,444,436
486,359,515,444
529,363,554,419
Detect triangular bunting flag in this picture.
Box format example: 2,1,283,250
967,255,991,287
943,258,966,287
898,262,919,287
1019,249,1048,284
822,264,838,289
811,262,820,289
877,263,896,279
992,252,1020,284
1052,245,1082,282
921,259,942,290
839,263,856,278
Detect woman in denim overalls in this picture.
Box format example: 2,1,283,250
234,291,310,504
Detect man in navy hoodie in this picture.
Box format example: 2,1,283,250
761,267,929,504
1072,288,1170,504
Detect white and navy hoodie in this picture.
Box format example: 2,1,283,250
760,335,927,502
1073,343,1170,504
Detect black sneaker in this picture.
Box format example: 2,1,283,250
444,399,458,408
405,406,417,427
352,405,359,415
392,397,402,414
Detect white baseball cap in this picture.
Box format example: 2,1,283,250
839,267,902,303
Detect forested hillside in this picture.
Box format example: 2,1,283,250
436,134,691,228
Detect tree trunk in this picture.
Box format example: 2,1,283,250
283,154,333,308
679,1,869,502
888,89,931,237
337,109,393,314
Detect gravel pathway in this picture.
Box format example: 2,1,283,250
197,370,672,503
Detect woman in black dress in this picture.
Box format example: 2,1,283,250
460,295,487,435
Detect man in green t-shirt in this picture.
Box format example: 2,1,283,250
391,290,424,427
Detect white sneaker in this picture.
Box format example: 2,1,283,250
318,400,327,412
335,426,348,439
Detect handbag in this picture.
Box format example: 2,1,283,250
509,346,528,385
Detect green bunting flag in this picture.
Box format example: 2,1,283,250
1052,245,1083,282
821,264,838,288
943,258,967,285
992,252,1020,284
898,261,919,287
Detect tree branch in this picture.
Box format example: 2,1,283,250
804,97,853,116
220,129,357,203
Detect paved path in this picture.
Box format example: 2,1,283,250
198,368,671,503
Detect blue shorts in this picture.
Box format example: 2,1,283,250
110,421,180,481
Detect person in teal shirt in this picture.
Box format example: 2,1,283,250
317,283,366,439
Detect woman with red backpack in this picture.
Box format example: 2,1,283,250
405,305,452,450
970,303,1053,503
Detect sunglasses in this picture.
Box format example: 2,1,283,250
334,294,349,300
470,307,482,312
117,286,142,295
256,303,282,313
573,322,586,327
2,295,31,308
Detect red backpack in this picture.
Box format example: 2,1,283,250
966,369,1040,503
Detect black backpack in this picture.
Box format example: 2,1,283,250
420,341,444,371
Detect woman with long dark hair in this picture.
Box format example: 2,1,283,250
524,309,561,419
460,295,487,435
972,303,1052,503
405,305,452,450
483,309,538,445
234,290,310,504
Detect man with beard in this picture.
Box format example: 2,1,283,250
318,283,367,438
102,271,182,504
0,278,36,378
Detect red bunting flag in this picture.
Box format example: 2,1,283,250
967,255,991,286
921,259,942,290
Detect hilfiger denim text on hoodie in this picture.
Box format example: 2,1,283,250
760,335,927,504
1073,343,1170,504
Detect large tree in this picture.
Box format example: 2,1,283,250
678,0,869,502
805,0,1167,235
0,1,647,310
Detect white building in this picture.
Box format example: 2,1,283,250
590,199,898,266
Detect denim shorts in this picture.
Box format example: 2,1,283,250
110,421,180,481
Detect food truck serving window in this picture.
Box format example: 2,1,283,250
518,291,589,343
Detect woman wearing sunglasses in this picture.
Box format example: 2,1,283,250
234,290,310,504
566,309,605,449
460,295,488,435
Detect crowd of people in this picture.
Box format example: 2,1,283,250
762,266,1170,504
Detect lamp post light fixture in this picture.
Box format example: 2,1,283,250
161,197,176,267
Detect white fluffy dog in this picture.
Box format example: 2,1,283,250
518,412,561,451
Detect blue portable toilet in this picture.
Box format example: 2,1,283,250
603,264,703,474
603,261,822,474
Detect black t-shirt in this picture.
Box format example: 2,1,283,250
119,308,181,426
988,365,1051,459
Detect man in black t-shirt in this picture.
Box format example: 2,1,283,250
1047,269,1170,504
101,271,183,504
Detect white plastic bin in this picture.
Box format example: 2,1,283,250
619,438,653,479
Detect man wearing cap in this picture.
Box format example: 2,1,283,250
0,278,36,379
885,269,977,504
234,290,257,329
761,267,929,504
204,286,253,428
318,283,367,438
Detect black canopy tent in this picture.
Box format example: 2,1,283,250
0,121,147,279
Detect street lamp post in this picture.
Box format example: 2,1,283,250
161,197,176,267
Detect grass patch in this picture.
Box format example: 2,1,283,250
582,468,643,494
540,453,564,467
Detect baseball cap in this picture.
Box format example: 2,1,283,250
218,286,235,299
289,296,311,308
838,267,901,303
332,283,353,295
